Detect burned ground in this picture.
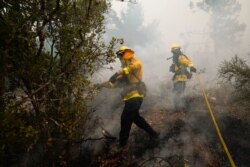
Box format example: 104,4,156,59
74,94,250,167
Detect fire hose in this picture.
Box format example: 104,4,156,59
195,73,236,167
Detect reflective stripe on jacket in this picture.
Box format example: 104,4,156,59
104,81,144,101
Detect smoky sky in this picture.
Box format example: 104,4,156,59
105,4,160,48
192,0,247,53
101,0,249,86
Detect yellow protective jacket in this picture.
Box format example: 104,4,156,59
105,55,144,101
171,54,194,82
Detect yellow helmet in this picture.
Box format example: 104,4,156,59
116,45,134,60
119,45,130,52
116,46,133,54
171,44,181,51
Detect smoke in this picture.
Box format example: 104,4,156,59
101,0,250,82
88,0,250,165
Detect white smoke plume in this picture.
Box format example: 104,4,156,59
87,0,249,165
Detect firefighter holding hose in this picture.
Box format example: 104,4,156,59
96,46,158,148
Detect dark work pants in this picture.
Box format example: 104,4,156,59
119,97,157,146
173,81,186,111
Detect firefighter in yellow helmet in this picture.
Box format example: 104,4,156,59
169,44,196,112
96,45,158,147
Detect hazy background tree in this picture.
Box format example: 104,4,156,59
0,0,120,166
190,0,246,56
105,4,159,48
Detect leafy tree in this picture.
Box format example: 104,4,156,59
218,55,250,100
0,0,120,166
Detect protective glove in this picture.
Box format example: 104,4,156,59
190,66,197,73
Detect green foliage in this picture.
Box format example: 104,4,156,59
0,0,120,165
218,55,250,100
0,111,39,157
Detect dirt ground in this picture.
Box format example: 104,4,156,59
76,94,250,167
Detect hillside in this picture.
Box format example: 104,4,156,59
77,93,250,167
